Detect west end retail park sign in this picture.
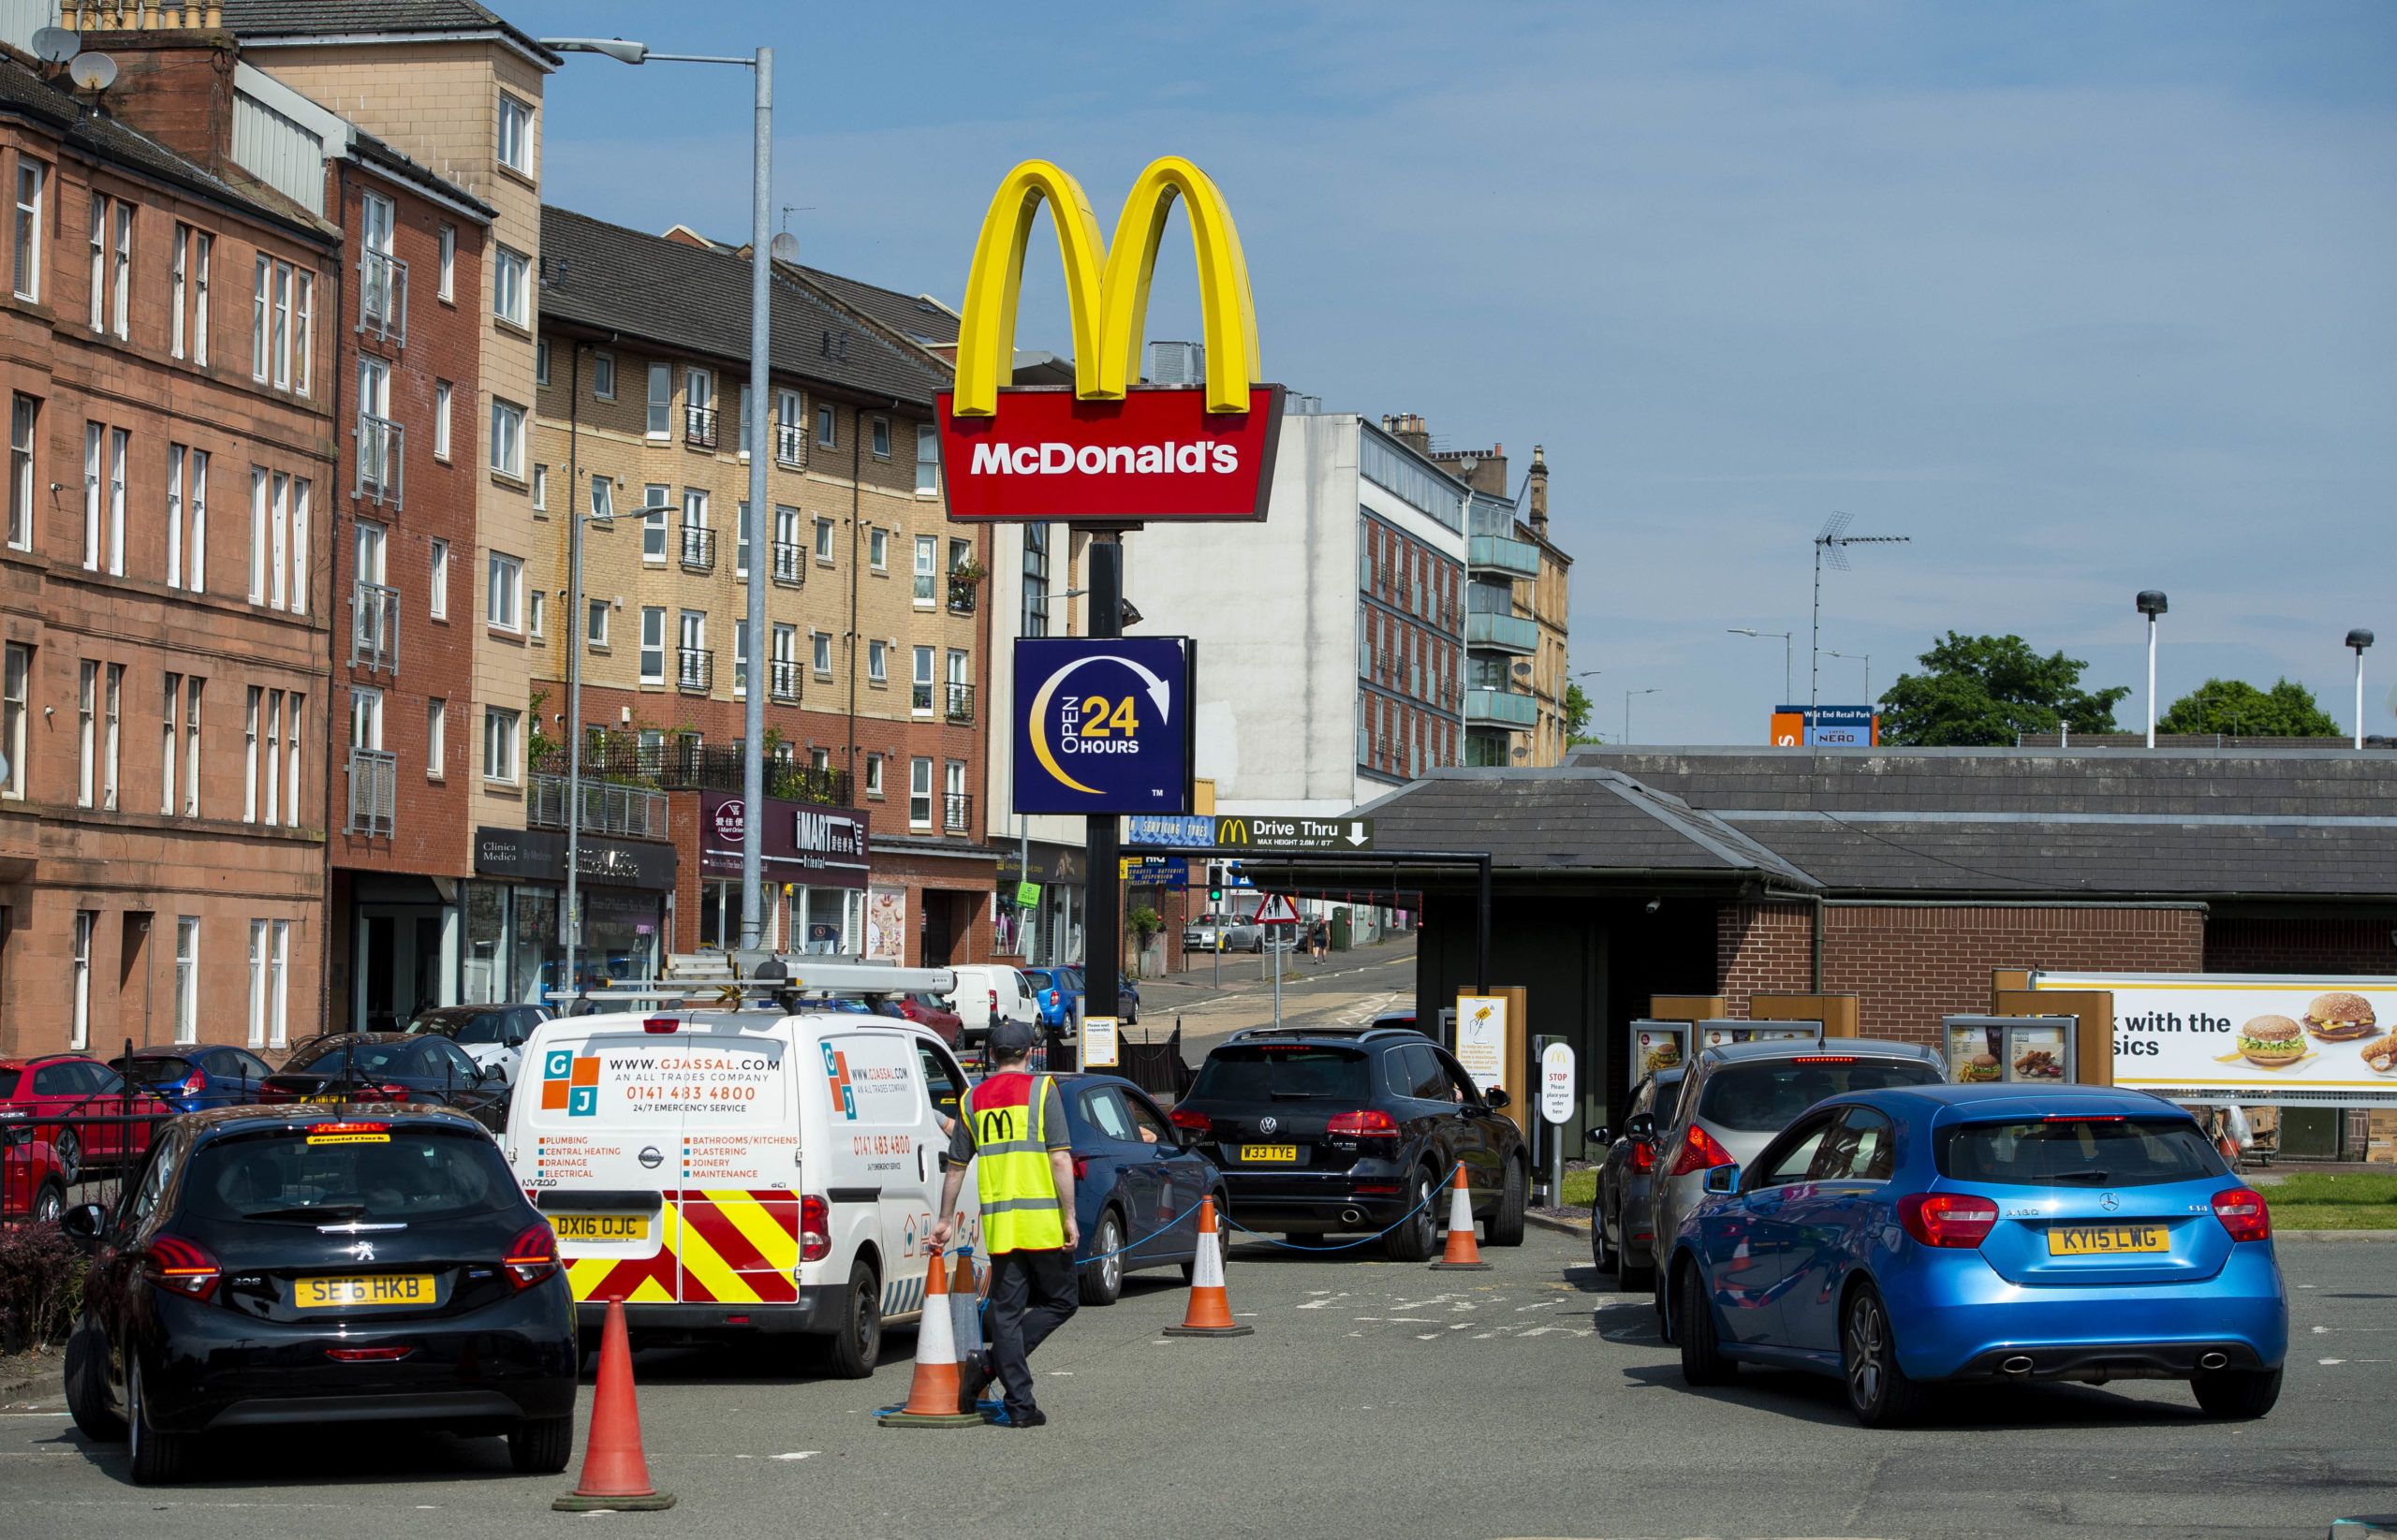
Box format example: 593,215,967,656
936,155,1283,524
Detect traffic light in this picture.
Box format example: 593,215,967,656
1207,864,1224,904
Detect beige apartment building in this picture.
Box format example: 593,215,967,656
1424,433,1573,767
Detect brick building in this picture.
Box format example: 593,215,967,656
0,45,338,1060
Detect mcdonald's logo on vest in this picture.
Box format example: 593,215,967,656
937,156,1285,525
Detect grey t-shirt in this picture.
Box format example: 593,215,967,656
942,1074,1071,1170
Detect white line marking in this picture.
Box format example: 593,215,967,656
772,1451,820,1461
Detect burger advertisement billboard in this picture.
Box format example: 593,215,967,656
2034,971,2397,1105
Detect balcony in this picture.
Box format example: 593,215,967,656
350,580,399,674
1466,611,1538,654
947,576,978,614
535,740,850,807
676,647,713,694
527,772,667,839
772,539,803,585
770,658,801,703
684,403,717,448
358,249,407,345
346,747,396,836
943,791,972,833
679,524,715,573
355,413,403,508
774,421,803,465
944,681,975,725
1468,534,1540,579
1465,687,1540,727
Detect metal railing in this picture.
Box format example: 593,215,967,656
346,747,396,835
350,580,399,674
679,524,715,573
356,412,403,508
533,740,850,806
1464,687,1539,727
943,791,972,832
774,422,803,465
1465,611,1538,653
945,681,976,725
772,539,803,585
676,647,713,694
527,771,666,839
948,577,978,614
684,403,717,448
359,249,407,345
771,658,801,703
1468,534,1541,579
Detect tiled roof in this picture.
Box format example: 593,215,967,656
350,130,493,222
539,205,953,409
786,264,958,350
218,0,560,64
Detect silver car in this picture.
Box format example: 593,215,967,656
1183,914,1263,952
1645,1037,1946,1331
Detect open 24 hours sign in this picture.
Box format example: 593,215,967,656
1011,637,1196,815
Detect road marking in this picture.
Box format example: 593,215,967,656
2320,1357,2346,1364
772,1451,819,1461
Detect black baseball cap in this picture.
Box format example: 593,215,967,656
988,1019,1042,1056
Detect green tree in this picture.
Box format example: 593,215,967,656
1878,632,2129,746
1564,681,1602,744
2158,677,2340,737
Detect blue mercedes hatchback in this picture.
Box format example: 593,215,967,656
1664,1083,2286,1426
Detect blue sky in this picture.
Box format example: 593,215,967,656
515,1,2397,744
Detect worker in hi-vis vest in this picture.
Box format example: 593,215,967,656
931,1018,1079,1428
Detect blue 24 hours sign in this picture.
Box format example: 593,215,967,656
1011,637,1196,815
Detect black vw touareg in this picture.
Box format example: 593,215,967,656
1169,1026,1528,1259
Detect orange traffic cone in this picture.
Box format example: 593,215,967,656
1429,1162,1491,1270
1163,1195,1254,1337
876,1247,985,1427
552,1298,675,1511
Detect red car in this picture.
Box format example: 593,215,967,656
0,1123,66,1223
880,990,963,1046
0,1055,171,1184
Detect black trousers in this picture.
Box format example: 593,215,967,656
986,1246,1079,1414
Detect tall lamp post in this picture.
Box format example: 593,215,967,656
2349,629,2375,751
545,34,777,954
1728,627,1793,705
2137,591,2168,748
1624,687,1661,745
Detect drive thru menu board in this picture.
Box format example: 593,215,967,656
2033,971,2397,1106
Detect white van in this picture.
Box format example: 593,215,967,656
503,966,978,1377
944,963,1040,1046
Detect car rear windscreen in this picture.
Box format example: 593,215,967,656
1697,1059,1943,1132
185,1127,519,1225
1937,1117,2227,1189
1653,1078,1684,1127
1191,1046,1369,1102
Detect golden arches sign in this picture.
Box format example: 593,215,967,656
951,155,1261,418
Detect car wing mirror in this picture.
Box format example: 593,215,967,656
1703,1164,1741,1195
1583,1125,1611,1147
1624,1112,1656,1142
61,1202,108,1250
1483,1087,1511,1111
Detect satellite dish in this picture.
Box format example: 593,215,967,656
769,230,800,264
67,51,117,92
32,26,81,63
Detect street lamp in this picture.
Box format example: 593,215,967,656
1624,687,1661,745
544,34,777,953
1728,628,1793,705
1824,650,1872,706
2349,629,2375,751
2137,591,2169,749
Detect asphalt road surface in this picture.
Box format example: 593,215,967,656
7,1229,2394,1539
1143,932,1419,1058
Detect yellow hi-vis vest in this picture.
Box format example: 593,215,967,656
964,1072,1066,1254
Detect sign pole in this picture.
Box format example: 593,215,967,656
1082,536,1124,1029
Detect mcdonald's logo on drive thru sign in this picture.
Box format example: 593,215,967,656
938,155,1284,524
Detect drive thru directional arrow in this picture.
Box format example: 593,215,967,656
1213,815,1374,851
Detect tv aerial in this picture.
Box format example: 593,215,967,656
1809,511,1909,727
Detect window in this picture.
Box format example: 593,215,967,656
102,662,120,811
814,516,834,562
7,393,33,551
646,363,671,437
250,256,310,389
738,384,752,456
864,752,883,797
816,403,835,447
909,756,933,828
81,422,99,570
426,697,446,777
106,426,125,576
594,351,614,399
487,551,522,631
531,462,548,510
811,629,831,676
586,598,609,647
774,389,801,462
732,619,748,697
589,474,613,521
734,500,750,576
1,643,25,800
871,416,890,459
867,638,887,682
293,269,314,392
434,380,452,459
482,706,519,782
243,685,260,821
528,588,545,638
1022,522,1049,637
868,528,887,571
111,199,129,340
771,623,795,697
677,609,705,689
436,222,455,301
497,93,534,173
170,224,212,360
493,245,529,327
772,505,800,579
490,398,524,477
641,483,669,560
160,671,177,813
535,337,550,386
75,659,94,807
428,537,449,618
639,606,665,682
945,760,966,829
71,911,93,1050
263,688,282,826
184,677,201,815
12,158,41,301
249,469,301,611
913,535,936,605
912,644,934,714
916,420,940,495
87,193,103,330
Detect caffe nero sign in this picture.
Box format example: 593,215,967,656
475,827,677,889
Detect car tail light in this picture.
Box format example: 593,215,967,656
146,1234,221,1302
2212,1185,2271,1242
505,1222,560,1289
1898,1193,1999,1248
643,1017,679,1035
373,1084,412,1102
179,1070,207,1097
309,1121,391,1137
800,1195,831,1262
1328,1109,1399,1140
1630,1140,1655,1173
988,990,999,1022
1169,1107,1213,1139
1070,1154,1090,1181
1669,1123,1735,1177
257,1083,293,1103
326,1345,414,1362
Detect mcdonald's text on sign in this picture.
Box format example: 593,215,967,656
939,386,1284,523
1213,815,1374,851
1012,636,1196,815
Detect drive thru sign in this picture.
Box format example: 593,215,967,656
1254,893,1301,925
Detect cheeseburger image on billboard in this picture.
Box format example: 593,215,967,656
2235,1015,2308,1068
2302,990,2376,1043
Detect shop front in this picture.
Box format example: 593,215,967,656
994,843,1086,966
469,828,677,1004
690,792,871,956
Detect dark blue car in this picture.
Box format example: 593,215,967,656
1664,1082,2287,1427
110,1046,276,1112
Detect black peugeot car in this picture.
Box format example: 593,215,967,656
1169,1026,1528,1260
60,1105,577,1485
